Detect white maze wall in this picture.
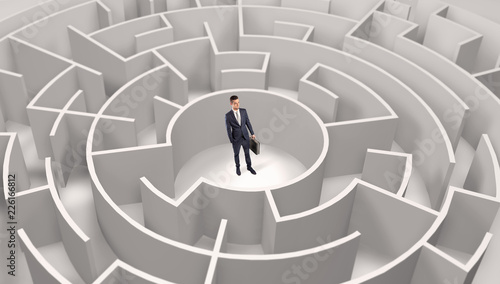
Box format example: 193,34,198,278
1,0,500,283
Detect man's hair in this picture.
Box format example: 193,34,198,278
230,95,238,103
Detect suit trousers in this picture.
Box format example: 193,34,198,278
232,138,251,168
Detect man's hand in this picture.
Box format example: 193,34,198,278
251,135,256,139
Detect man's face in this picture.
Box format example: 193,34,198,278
231,99,240,110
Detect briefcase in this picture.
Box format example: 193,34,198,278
250,137,260,155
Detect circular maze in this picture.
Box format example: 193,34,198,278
1,0,500,283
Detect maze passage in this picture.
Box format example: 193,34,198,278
1,0,500,283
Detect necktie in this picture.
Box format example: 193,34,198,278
236,111,241,125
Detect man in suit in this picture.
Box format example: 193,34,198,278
225,95,257,176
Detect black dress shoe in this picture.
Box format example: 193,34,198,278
236,167,241,176
247,166,256,175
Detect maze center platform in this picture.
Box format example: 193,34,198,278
169,90,324,193
175,144,307,192
1,0,500,284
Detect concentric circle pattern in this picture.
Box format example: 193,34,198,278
1,0,500,283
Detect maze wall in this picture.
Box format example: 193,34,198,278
1,0,500,283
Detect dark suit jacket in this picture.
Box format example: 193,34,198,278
225,108,254,143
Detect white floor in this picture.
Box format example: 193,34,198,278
59,165,117,274
195,235,265,255
351,243,394,279
37,242,85,284
174,143,307,195
268,87,299,100
320,174,362,204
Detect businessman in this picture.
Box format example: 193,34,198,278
225,95,257,176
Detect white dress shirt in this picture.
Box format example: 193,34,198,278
233,109,241,125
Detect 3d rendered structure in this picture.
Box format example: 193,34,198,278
1,0,500,283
